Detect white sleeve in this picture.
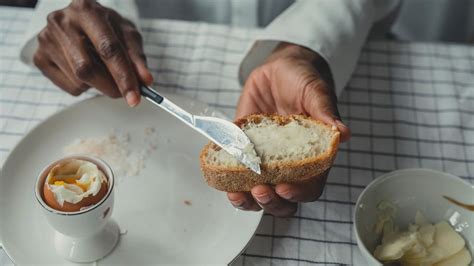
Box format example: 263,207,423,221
239,0,399,96
19,0,139,66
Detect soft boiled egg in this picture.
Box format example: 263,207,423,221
43,159,108,212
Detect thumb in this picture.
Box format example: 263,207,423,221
235,69,271,119
302,79,351,142
235,85,262,119
122,30,154,86
128,51,154,86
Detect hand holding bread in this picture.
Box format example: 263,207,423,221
201,114,340,192
201,43,351,217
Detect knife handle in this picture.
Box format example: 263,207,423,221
140,85,195,126
140,86,164,104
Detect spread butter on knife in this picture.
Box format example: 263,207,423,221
140,86,261,174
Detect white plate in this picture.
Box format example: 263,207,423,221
0,94,262,265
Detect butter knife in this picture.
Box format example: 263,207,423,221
140,86,261,174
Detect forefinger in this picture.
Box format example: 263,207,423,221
79,7,140,106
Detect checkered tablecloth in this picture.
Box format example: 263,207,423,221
1,6,473,266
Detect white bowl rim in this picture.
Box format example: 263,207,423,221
353,168,474,264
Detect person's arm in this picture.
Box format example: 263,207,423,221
239,0,400,96
231,0,399,217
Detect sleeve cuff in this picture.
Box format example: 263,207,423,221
238,0,383,97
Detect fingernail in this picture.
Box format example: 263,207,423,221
230,200,244,208
147,71,154,85
125,91,139,107
335,120,348,130
255,194,271,204
279,190,292,200
231,201,246,210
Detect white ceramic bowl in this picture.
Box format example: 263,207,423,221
354,168,474,266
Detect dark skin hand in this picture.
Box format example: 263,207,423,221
228,43,351,217
33,0,153,107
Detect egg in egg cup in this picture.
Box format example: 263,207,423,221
35,155,119,263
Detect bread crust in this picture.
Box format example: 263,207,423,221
199,114,340,192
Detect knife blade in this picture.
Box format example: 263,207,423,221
140,86,261,174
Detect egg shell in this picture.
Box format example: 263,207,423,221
43,181,108,212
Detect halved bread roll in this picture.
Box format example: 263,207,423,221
200,114,340,192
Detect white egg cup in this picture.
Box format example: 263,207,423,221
35,155,120,263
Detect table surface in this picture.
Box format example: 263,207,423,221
1,6,473,266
